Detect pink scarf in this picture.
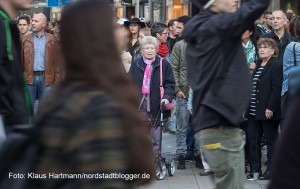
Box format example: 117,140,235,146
142,57,155,94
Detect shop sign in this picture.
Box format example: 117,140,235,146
122,0,132,6
47,0,59,7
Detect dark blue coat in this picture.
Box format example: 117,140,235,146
129,55,175,119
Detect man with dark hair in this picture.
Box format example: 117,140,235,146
0,0,33,127
255,12,272,38
174,16,191,38
18,15,31,38
151,22,169,58
169,15,192,169
167,19,178,53
263,10,295,64
183,0,269,188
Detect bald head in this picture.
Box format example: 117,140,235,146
34,13,47,24
32,13,47,34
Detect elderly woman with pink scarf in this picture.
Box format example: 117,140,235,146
129,36,175,155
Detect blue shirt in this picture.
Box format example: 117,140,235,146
33,33,46,71
282,42,300,96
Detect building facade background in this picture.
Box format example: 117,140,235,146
21,0,300,22
115,0,300,22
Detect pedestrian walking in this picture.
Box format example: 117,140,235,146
151,23,169,59
183,0,269,188
262,10,295,64
268,68,300,189
21,13,60,109
254,12,273,40
33,0,154,188
17,15,32,38
124,18,146,60
170,39,191,169
245,38,282,180
0,0,33,127
241,28,257,75
281,16,300,123
129,36,175,156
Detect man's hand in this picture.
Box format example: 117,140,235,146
188,109,193,115
176,91,186,98
265,109,273,119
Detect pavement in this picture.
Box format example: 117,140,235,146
139,132,270,189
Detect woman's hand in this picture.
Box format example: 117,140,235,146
161,99,170,106
249,62,256,70
265,109,273,119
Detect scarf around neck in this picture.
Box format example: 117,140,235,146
157,43,169,58
242,40,256,64
142,56,155,94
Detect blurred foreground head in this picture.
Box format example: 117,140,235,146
60,0,155,184
61,0,121,83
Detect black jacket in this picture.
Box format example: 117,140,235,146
129,55,175,119
183,0,269,131
0,8,30,126
268,95,300,189
262,30,296,65
247,58,282,120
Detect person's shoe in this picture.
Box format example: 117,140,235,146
199,169,213,176
195,155,204,169
177,155,186,169
246,173,254,181
247,171,261,181
259,170,271,180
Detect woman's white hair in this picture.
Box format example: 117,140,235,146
140,36,159,50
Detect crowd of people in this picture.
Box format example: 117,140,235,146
0,0,300,189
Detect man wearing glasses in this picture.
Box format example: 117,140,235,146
255,12,273,38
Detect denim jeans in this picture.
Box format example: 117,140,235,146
175,97,189,155
194,126,245,189
186,116,195,157
166,103,177,132
27,75,52,108
246,116,279,172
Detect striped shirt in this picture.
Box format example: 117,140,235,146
249,66,264,116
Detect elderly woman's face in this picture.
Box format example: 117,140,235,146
142,44,156,59
258,44,274,60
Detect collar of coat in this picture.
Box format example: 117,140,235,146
136,55,161,71
21,32,55,46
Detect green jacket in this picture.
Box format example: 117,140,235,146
170,40,188,95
